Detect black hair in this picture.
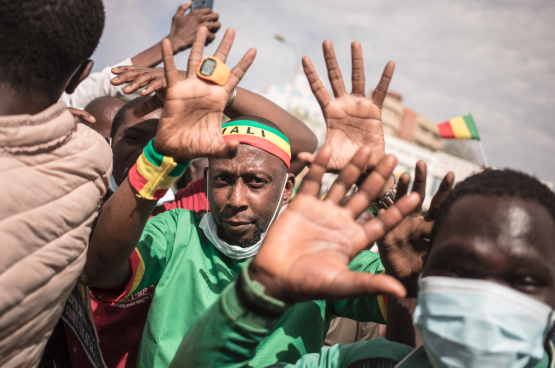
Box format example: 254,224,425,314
226,115,288,173
110,96,151,140
0,0,105,97
431,168,555,242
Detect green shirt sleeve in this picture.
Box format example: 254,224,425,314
328,251,388,324
170,259,290,368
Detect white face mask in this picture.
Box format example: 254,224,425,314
414,276,555,368
199,171,288,260
109,174,175,206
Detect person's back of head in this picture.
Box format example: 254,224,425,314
0,0,105,111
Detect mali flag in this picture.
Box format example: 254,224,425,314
437,114,480,140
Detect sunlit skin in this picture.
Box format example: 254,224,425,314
111,109,161,186
423,195,555,309
84,97,125,141
207,144,294,246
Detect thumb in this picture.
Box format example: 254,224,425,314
334,271,406,299
211,140,239,159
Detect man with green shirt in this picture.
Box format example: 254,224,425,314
171,154,555,368
82,28,408,367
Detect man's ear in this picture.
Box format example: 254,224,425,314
282,173,296,205
65,60,94,94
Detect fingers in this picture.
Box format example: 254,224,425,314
296,146,332,197
363,192,421,245
186,26,209,79
425,172,455,221
371,61,395,109
396,173,410,199
133,95,164,118
175,2,192,17
202,12,219,23
213,28,235,63
162,38,180,88
344,155,398,217
121,70,165,94
325,146,372,205
302,56,331,110
69,108,96,124
332,272,406,299
140,77,167,95
350,41,365,96
226,48,257,93
323,40,347,97
212,141,239,159
411,160,427,213
297,152,315,164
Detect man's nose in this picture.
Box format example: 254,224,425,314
228,180,248,209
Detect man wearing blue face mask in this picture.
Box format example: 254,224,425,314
171,165,555,368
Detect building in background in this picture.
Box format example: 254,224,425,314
263,72,551,202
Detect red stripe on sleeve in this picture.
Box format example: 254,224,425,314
128,163,149,192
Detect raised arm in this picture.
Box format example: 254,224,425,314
109,71,318,175
170,146,421,367
80,27,256,290
131,3,221,68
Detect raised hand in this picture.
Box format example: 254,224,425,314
303,40,394,172
248,146,421,303
168,3,221,52
377,162,454,286
151,27,256,163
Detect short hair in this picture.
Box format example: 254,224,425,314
0,0,105,97
431,169,555,242
110,96,151,140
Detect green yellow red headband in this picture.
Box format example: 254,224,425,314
222,120,291,169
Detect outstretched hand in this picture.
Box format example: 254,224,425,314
168,3,221,53
249,146,421,303
302,40,394,172
150,27,256,163
377,162,454,287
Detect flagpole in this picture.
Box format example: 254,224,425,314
478,140,489,167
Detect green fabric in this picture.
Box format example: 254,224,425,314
171,268,555,368
462,114,480,140
131,209,386,368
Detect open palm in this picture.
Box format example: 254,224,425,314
303,40,394,171
249,146,421,303
151,27,256,163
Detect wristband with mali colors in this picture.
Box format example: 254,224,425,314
128,139,189,200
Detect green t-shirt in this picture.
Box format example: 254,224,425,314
114,209,387,368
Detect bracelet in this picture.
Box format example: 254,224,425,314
128,139,190,200
368,174,398,214
225,88,237,109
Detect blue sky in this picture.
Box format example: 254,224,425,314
92,0,555,184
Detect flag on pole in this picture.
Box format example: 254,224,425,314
437,114,480,140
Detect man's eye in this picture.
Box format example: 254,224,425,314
249,178,266,186
513,276,542,290
124,135,140,143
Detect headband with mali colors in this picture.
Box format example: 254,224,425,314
221,120,291,169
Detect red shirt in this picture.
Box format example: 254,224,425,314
72,178,207,368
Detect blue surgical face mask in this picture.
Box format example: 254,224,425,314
414,276,555,368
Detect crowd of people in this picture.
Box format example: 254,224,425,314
1,1,554,368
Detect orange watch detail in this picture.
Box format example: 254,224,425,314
196,56,230,86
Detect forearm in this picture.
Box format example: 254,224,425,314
81,178,157,289
170,261,289,368
225,88,318,175
131,41,164,68
385,296,421,348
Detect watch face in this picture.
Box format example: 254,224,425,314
200,58,217,76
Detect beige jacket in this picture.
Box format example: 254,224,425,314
0,102,111,367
